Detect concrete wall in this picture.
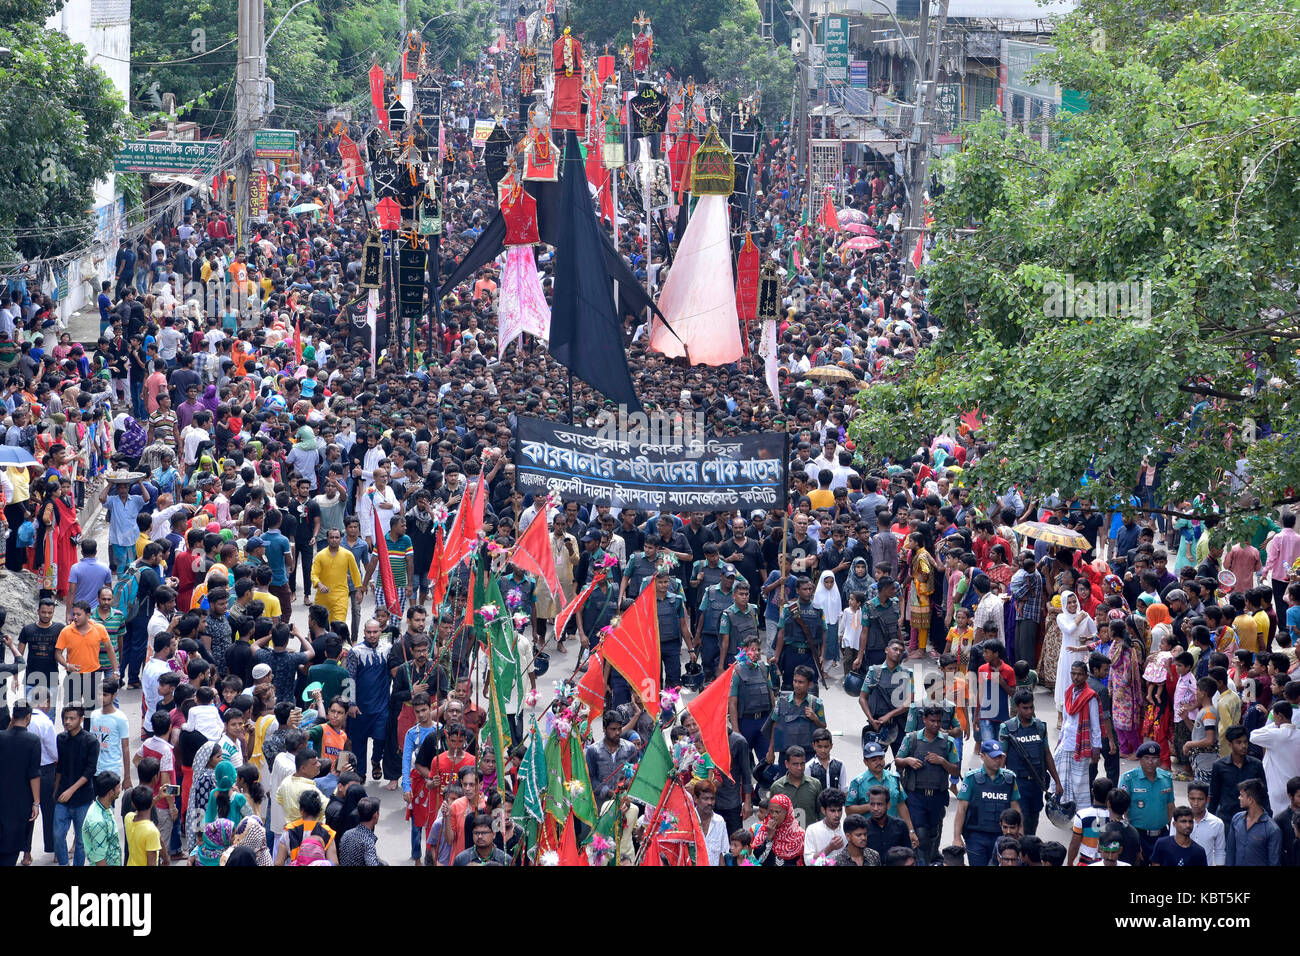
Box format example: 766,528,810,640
46,0,131,323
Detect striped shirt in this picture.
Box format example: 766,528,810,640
384,534,413,588
93,607,126,672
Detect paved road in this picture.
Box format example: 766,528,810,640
25,511,1175,865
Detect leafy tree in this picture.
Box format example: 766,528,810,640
0,19,127,263
852,0,1300,524
699,3,794,125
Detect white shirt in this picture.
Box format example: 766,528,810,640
28,707,59,765
268,749,297,833
701,811,728,866
218,732,245,767
803,818,846,865
1181,811,1226,866
356,483,399,542
1249,721,1300,815
140,656,172,723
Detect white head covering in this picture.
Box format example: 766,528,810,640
1056,591,1094,644
811,570,843,625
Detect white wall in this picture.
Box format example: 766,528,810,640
47,0,132,324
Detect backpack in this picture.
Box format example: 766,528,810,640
112,561,145,621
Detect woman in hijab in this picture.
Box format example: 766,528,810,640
186,741,220,853
753,794,805,866
1109,615,1148,759
1052,591,1098,722
191,818,235,867
231,815,273,866
843,556,873,605
201,384,220,414
812,570,843,671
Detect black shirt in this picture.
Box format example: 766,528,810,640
55,729,100,807
19,622,61,674
864,813,911,858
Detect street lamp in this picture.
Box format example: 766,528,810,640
265,0,316,54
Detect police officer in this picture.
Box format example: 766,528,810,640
619,539,661,608
763,664,826,776
697,565,737,681
998,689,1063,836
653,570,694,688
858,638,912,757
854,577,900,672
1118,740,1175,863
771,576,825,692
896,703,960,865
719,580,760,668
728,634,776,764
953,740,1022,866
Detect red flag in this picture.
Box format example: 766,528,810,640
443,479,486,570
369,64,389,132
597,55,615,83
685,663,735,779
293,312,303,365
554,573,606,637
640,779,710,866
427,526,447,607
557,810,588,866
912,235,924,270
463,567,476,630
585,131,614,225
509,501,567,610
538,811,560,858
574,648,606,721
819,186,840,232
601,586,660,710
370,492,399,612
735,233,760,350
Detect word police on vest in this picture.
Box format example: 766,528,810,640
49,888,152,937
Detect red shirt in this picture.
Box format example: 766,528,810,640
973,535,1013,572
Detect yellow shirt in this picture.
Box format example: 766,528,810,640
124,811,161,866
807,489,835,510
311,547,362,596
252,589,282,620
5,466,29,504
276,774,318,827
135,532,150,559
1233,613,1261,654
1216,690,1241,757
1253,610,1271,648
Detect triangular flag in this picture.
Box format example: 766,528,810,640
600,585,660,711
627,724,671,806
557,810,588,866
685,663,735,779
574,648,607,722
369,491,399,612
819,186,840,232
912,234,924,270
427,525,447,608
509,498,568,610
554,573,607,637
639,778,711,866
514,718,547,822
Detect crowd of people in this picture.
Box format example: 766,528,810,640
0,32,1297,870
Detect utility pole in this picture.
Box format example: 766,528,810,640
235,0,266,251
795,0,811,183
904,0,947,263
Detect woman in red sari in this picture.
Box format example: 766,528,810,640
51,477,81,599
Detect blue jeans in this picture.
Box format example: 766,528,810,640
410,823,423,861
979,719,997,744
130,377,145,420
53,802,89,866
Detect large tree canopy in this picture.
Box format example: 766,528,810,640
852,0,1300,524
0,16,127,264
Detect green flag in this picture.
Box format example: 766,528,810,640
544,728,598,826
484,663,513,798
627,727,671,805
514,718,547,823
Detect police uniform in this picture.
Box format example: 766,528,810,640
998,715,1051,835
730,656,776,762
656,591,690,687
896,728,959,865
862,662,913,756
765,690,824,768
776,599,825,692
719,601,760,670
623,552,658,601
862,594,901,669
691,559,727,625
1119,765,1175,863
957,766,1021,867
697,582,735,680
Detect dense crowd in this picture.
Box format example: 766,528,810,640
0,39,1297,870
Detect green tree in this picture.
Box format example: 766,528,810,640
0,19,127,264
699,4,794,125
852,0,1300,523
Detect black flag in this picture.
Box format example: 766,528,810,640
549,130,643,413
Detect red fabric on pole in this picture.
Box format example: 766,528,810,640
600,586,660,710
685,663,735,779
639,779,710,866
428,526,447,607
597,55,615,83
510,502,567,609
370,493,399,612
369,65,389,132
735,233,760,349
819,186,840,231
293,312,303,365
912,235,924,270
555,573,607,637
574,648,606,721
557,810,588,866
442,480,486,571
